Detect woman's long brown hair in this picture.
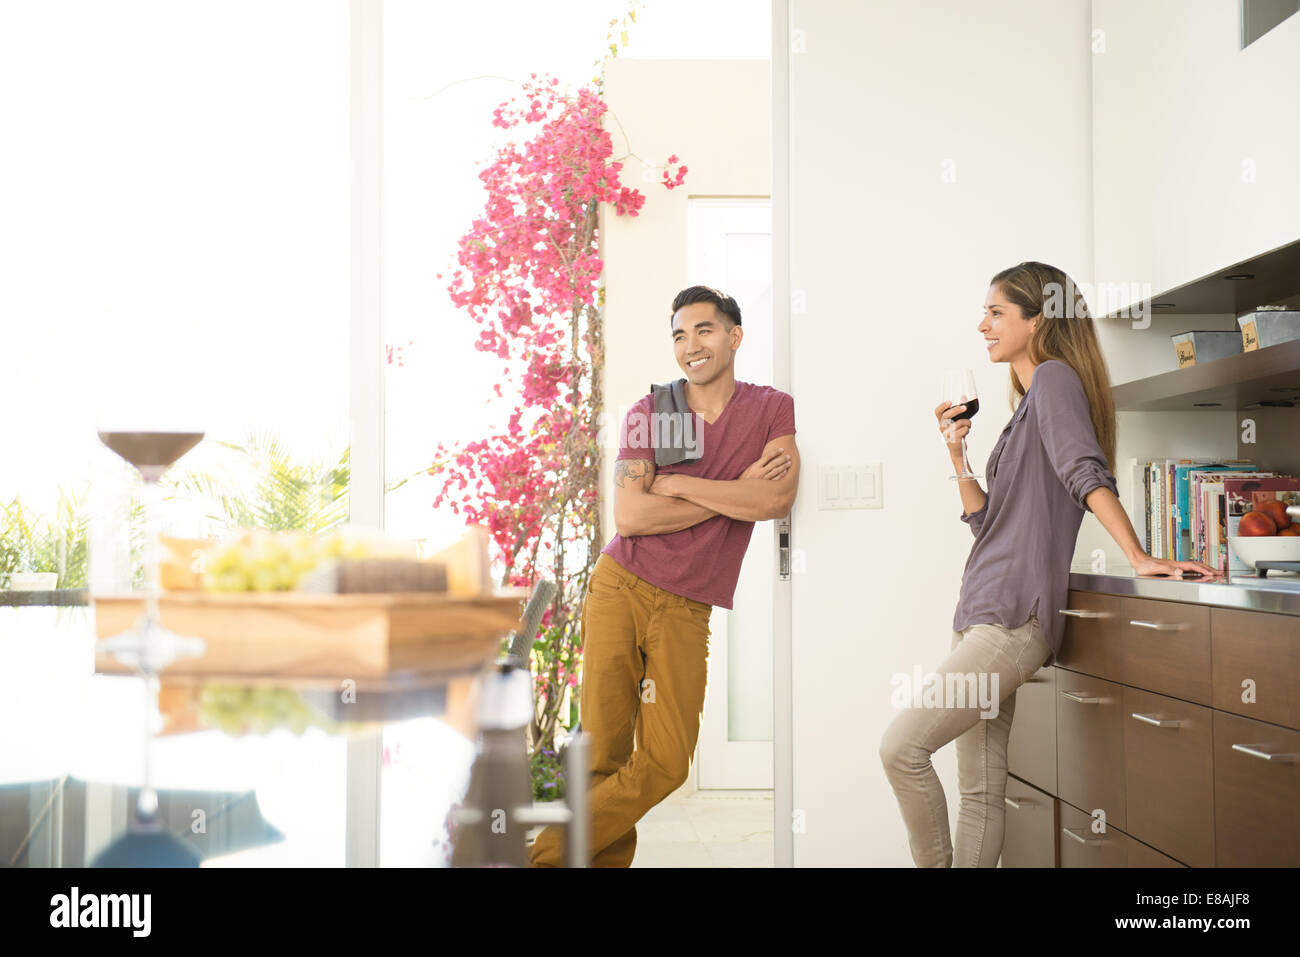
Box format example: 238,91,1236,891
991,261,1117,473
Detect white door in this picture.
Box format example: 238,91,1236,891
687,198,776,789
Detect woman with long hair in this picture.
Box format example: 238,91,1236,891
879,261,1220,867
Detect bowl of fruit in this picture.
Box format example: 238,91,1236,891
1228,500,1300,570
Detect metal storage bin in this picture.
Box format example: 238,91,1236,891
1237,307,1300,351
1170,330,1243,367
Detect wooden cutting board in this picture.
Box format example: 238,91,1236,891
93,590,527,679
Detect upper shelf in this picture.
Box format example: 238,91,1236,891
1112,337,1300,411
1099,237,1300,319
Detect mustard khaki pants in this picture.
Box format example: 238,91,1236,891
528,553,712,867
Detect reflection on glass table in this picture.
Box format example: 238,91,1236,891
0,604,476,867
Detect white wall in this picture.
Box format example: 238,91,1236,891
783,0,1095,866
1092,0,1300,302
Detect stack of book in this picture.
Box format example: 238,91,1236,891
1126,459,1300,574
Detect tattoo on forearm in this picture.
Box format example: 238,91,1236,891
615,459,650,488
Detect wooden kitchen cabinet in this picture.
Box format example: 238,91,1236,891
1007,662,1056,795
1000,776,1057,868
1056,591,1123,682
1058,801,1183,868
1122,686,1215,868
1031,586,1300,867
1211,607,1300,730
1059,591,1212,705
1115,596,1211,706
1055,671,1126,832
1212,711,1300,867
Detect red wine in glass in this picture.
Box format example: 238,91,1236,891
97,431,205,482
942,370,981,480
92,427,206,866
948,397,979,421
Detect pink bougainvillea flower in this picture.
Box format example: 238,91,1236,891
429,70,686,757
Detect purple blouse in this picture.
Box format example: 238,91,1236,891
952,359,1119,668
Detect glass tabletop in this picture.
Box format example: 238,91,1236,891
0,604,479,867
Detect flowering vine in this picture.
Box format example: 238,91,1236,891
425,68,686,765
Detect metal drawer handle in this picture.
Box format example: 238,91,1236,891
1132,712,1183,728
1059,608,1108,618
1231,744,1298,764
1129,619,1185,631
1060,690,1101,704
1061,827,1103,846
1004,796,1040,810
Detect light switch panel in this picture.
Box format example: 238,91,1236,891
861,462,882,508
817,464,883,509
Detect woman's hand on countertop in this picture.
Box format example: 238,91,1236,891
1132,554,1223,580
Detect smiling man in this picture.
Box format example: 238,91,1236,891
527,284,799,868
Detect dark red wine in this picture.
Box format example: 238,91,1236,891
98,431,204,471
950,397,980,421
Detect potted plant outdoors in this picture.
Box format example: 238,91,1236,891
0,491,90,591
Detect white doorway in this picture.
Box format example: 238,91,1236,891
687,198,776,789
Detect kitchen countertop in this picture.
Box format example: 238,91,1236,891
1068,565,1300,617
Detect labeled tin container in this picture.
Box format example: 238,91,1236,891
1238,307,1300,351
1170,330,1243,367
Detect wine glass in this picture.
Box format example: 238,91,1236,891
91,423,208,866
942,369,981,480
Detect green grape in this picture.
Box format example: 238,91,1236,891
203,529,388,592
196,682,339,738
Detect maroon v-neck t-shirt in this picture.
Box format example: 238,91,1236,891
601,379,796,609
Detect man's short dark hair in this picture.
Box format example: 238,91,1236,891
670,286,742,327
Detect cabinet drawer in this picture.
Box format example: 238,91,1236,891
1213,711,1300,866
1122,686,1214,867
1057,801,1126,867
1116,596,1211,705
1056,672,1126,831
1058,802,1182,867
1056,592,1122,681
1008,663,1057,795
1211,607,1300,730
1001,777,1056,867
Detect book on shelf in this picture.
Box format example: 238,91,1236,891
1193,470,1263,571
1143,458,1196,559
1176,462,1241,560
1124,458,1150,559
1186,463,1259,565
1132,458,1259,563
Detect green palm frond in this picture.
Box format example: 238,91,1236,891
0,486,94,588
168,429,351,535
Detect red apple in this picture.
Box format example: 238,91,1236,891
1259,500,1292,530
1239,510,1279,536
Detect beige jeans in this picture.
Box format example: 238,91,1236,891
879,614,1051,867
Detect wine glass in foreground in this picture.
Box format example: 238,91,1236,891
942,369,982,480
92,427,207,866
